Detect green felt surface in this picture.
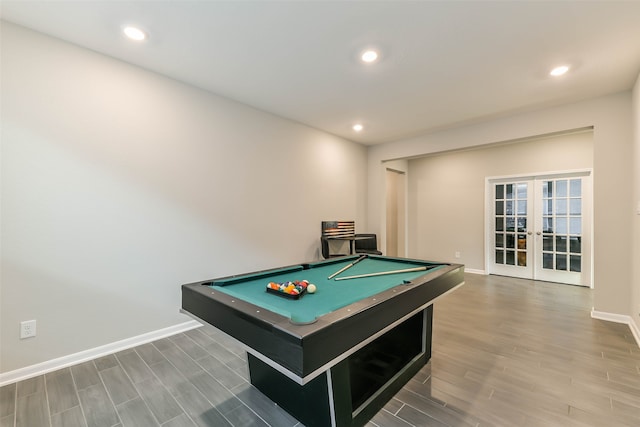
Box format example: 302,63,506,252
209,256,443,323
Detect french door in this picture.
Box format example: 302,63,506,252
489,172,592,286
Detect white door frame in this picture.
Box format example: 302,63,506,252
484,169,593,287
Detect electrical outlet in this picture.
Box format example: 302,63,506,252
20,320,36,339
455,251,461,259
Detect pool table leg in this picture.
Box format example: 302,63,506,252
247,354,338,427
247,306,433,427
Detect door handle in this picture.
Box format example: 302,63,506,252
527,231,533,235
536,231,541,235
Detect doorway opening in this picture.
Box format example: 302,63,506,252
386,168,406,257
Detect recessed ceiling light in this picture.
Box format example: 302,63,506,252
361,50,379,63
353,124,364,132
550,65,569,76
123,26,146,41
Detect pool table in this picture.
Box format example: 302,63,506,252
181,255,464,427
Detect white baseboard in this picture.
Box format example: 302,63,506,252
631,319,640,347
463,268,486,275
591,310,640,348
0,320,201,387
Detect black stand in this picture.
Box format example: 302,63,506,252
247,307,433,427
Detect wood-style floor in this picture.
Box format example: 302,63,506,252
1,273,639,427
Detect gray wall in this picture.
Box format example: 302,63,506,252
0,23,368,373
407,131,594,269
368,91,635,318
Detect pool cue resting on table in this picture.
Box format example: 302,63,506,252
328,255,368,279
334,265,428,281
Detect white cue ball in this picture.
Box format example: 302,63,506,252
307,284,317,294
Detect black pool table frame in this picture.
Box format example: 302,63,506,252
181,257,464,427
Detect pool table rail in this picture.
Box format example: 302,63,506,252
181,257,464,383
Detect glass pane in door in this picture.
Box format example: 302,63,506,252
494,182,528,267
541,179,582,272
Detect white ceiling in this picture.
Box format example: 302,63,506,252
2,1,640,145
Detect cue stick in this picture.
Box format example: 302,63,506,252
328,255,368,279
334,266,427,281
